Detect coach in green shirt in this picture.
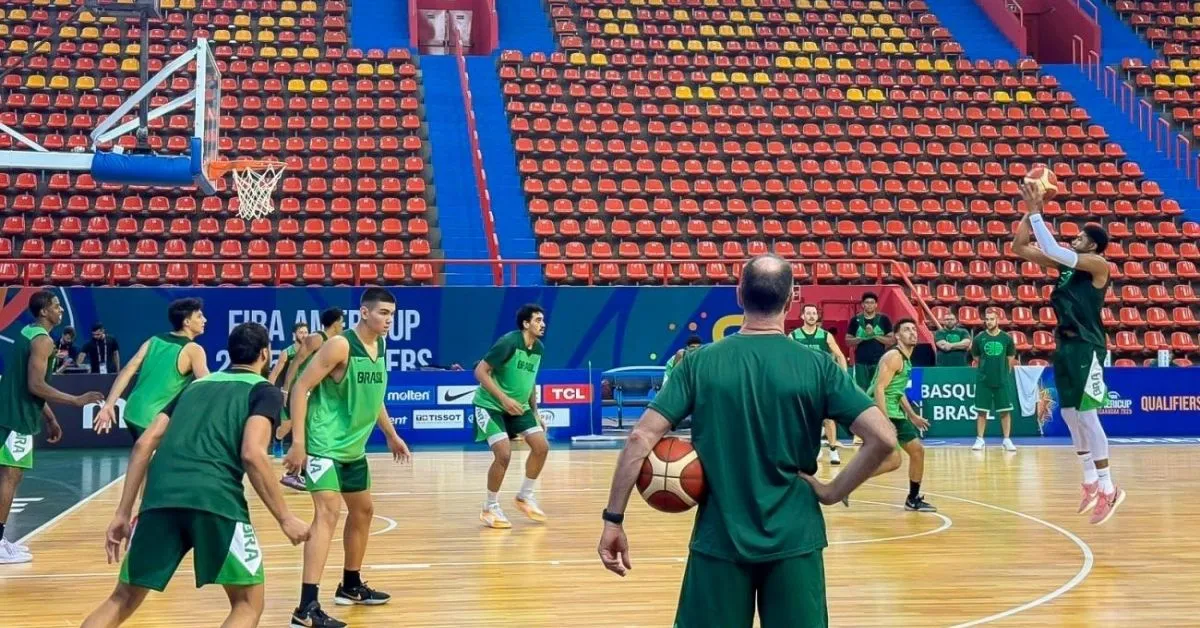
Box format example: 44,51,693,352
934,311,972,367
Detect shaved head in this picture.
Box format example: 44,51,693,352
740,254,793,316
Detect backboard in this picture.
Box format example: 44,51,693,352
196,38,222,193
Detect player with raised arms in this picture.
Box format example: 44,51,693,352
0,290,104,564
473,304,549,529
285,290,411,628
80,322,309,627
597,255,896,627
1014,181,1124,525
94,298,210,439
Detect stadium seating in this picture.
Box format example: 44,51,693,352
499,0,1200,362
1113,2,1200,136
0,0,438,285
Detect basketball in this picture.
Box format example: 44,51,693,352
1024,164,1060,199
637,437,705,513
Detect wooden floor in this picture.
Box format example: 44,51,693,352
2,444,1198,627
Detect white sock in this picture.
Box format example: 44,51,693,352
518,477,536,499
486,491,499,507
1096,467,1114,493
1078,452,1099,484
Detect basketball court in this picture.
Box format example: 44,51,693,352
1,441,1196,627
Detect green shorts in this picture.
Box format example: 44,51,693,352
305,455,371,493
473,405,541,446
890,417,919,446
1052,339,1108,411
853,364,876,392
0,426,34,469
674,550,827,628
972,385,1013,418
119,508,264,592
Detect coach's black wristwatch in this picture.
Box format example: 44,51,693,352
602,509,625,525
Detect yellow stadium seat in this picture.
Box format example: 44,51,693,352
258,16,276,27
814,57,832,70
260,46,278,58
675,85,694,99
301,47,321,59
699,24,716,37
161,0,176,7
879,14,895,25
797,0,812,8
867,88,886,102
569,51,587,65
698,86,717,100
842,13,857,25
718,24,735,37
687,40,704,52
598,8,614,19
915,59,934,72
281,0,297,11
1170,59,1187,70
81,26,100,40
603,23,620,35
993,91,1013,104
731,72,749,84
711,71,728,83
101,43,120,55
78,10,96,23
590,53,608,65
25,75,46,89
622,24,639,35
9,40,28,53
776,57,793,69
935,59,953,72
617,9,632,19
730,10,745,22
888,27,905,39
668,39,685,51
1176,15,1190,26
880,42,897,54
630,0,645,5
279,16,297,28
795,56,812,70
869,0,885,9
356,63,374,76
741,0,756,6
705,41,723,52
49,75,69,90
702,0,717,6
0,25,8,37
213,29,231,42
870,27,886,39
59,25,78,38
898,42,916,54
234,14,251,27
783,41,800,53
753,72,770,85
32,0,49,6
9,8,26,20
748,11,765,23
300,1,317,11
120,58,139,73
179,0,196,8
737,25,754,37
234,29,252,43
284,47,302,59
802,41,820,53
309,79,328,94
287,78,306,91
125,43,140,55
814,0,830,9
674,9,689,21
861,14,876,25
648,0,663,6
256,30,275,43
784,11,801,23
1155,74,1173,87
1189,59,1200,71
1016,90,1035,103
75,76,95,90
835,58,853,71
847,88,865,102
1176,74,1193,87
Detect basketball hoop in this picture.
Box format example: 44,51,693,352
208,159,288,220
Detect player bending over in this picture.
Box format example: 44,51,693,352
80,322,309,628
94,298,209,439
869,319,936,513
790,304,849,465
1014,181,1124,525
474,304,549,529
285,289,410,628
0,290,103,564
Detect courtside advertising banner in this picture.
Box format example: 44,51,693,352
1040,367,1200,438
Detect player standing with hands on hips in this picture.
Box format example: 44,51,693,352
597,255,897,628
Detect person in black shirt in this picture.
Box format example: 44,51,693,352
846,292,894,392
55,327,79,373
78,323,121,374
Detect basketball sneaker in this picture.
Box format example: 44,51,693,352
514,495,547,522
480,502,512,529
1076,481,1100,514
971,437,985,451
290,601,346,628
0,539,31,564
334,581,391,606
1001,438,1017,452
904,495,937,513
1089,487,1126,526
828,448,841,466
281,474,306,491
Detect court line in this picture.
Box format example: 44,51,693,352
258,514,397,550
16,474,126,546
865,483,1095,627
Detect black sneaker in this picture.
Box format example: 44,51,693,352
905,495,937,512
290,601,346,628
334,581,391,606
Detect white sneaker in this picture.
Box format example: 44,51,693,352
0,539,32,564
828,448,841,465
971,438,985,451
1002,438,1017,452
480,502,512,529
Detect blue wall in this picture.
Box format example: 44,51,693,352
349,0,412,51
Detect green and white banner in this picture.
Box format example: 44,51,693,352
914,367,1044,438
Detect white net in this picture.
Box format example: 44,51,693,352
230,162,286,220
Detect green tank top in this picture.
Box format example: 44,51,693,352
305,330,387,462
285,344,298,360
123,333,195,428
0,325,53,436
289,331,327,392
870,349,912,420
473,331,543,414
1051,264,1107,347
789,327,831,353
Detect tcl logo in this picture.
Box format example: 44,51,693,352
542,384,591,404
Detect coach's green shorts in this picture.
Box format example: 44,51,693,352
305,455,371,493
972,385,1013,418
853,364,877,393
1052,339,1108,411
120,508,264,592
473,406,541,446
0,427,34,470
673,550,827,628
890,417,920,446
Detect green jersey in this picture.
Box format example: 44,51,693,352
123,333,196,429
649,334,873,563
305,330,387,462
140,369,283,521
1052,264,1107,348
473,331,543,414
870,349,912,420
0,325,53,436
789,327,831,353
934,327,971,367
971,330,1015,388
288,331,327,393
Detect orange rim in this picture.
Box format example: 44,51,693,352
206,158,288,180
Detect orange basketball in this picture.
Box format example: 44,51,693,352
1024,164,1060,199
637,436,705,513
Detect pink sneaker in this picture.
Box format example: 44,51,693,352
1089,487,1126,526
1076,481,1100,514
